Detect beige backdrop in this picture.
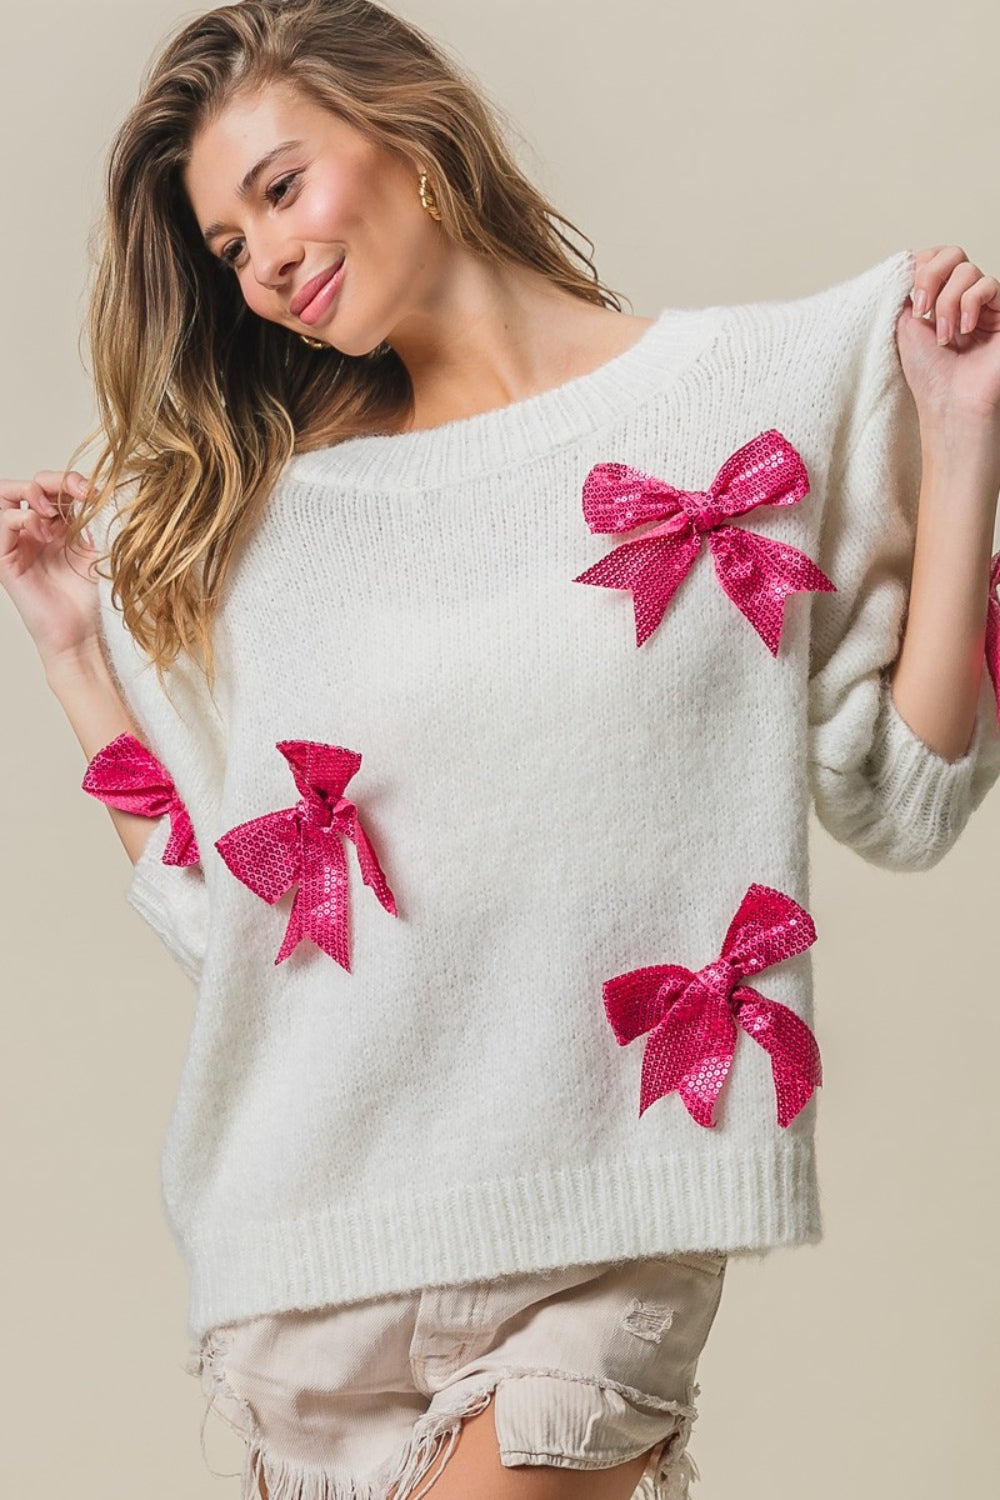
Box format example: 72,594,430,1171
2,2,998,1495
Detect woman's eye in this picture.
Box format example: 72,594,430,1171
267,171,300,205
220,241,245,269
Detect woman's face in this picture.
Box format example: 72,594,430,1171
183,80,441,355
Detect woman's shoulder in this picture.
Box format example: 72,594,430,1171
716,247,914,334
799,246,914,314
710,248,915,413
812,248,916,403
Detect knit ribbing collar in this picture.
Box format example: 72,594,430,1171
282,302,728,492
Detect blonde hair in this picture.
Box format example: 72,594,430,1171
64,0,629,694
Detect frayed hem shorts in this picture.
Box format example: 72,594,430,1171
186,1251,728,1500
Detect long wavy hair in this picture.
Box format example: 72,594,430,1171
63,0,629,695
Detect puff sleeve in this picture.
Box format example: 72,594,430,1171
807,252,1000,870
90,499,220,985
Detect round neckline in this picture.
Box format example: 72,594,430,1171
282,301,727,492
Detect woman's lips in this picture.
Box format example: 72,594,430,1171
297,259,346,325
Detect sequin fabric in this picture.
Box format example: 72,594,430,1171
81,730,200,865
985,549,1000,725
214,740,397,971
602,883,823,1128
573,428,836,651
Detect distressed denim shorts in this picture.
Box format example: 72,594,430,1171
187,1250,728,1500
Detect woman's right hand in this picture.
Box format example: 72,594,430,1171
0,469,102,670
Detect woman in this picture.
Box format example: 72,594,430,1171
3,2,1000,1497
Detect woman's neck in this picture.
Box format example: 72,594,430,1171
373,252,656,437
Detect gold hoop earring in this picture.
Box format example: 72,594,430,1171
418,171,442,221
300,333,331,349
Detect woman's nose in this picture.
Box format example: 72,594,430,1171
252,239,301,291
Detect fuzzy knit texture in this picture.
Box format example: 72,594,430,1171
91,247,1000,1344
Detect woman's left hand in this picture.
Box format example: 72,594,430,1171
897,244,1000,427
888,246,1000,763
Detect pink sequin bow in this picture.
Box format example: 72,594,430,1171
603,883,823,1128
573,429,836,652
214,740,397,971
986,549,1000,725
81,731,200,865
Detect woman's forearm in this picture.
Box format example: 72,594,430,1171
44,639,156,866
888,414,1000,761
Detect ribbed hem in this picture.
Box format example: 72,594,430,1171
865,668,988,863
281,304,728,492
180,1141,820,1341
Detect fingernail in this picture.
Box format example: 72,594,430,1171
912,286,927,316
959,310,972,334
936,318,951,345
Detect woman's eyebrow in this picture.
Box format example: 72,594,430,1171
202,139,305,244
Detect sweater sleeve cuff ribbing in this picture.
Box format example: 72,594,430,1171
858,665,1000,869
125,810,208,986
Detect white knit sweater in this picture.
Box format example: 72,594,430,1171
91,247,1000,1343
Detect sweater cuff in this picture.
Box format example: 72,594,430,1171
125,812,206,986
864,668,985,850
